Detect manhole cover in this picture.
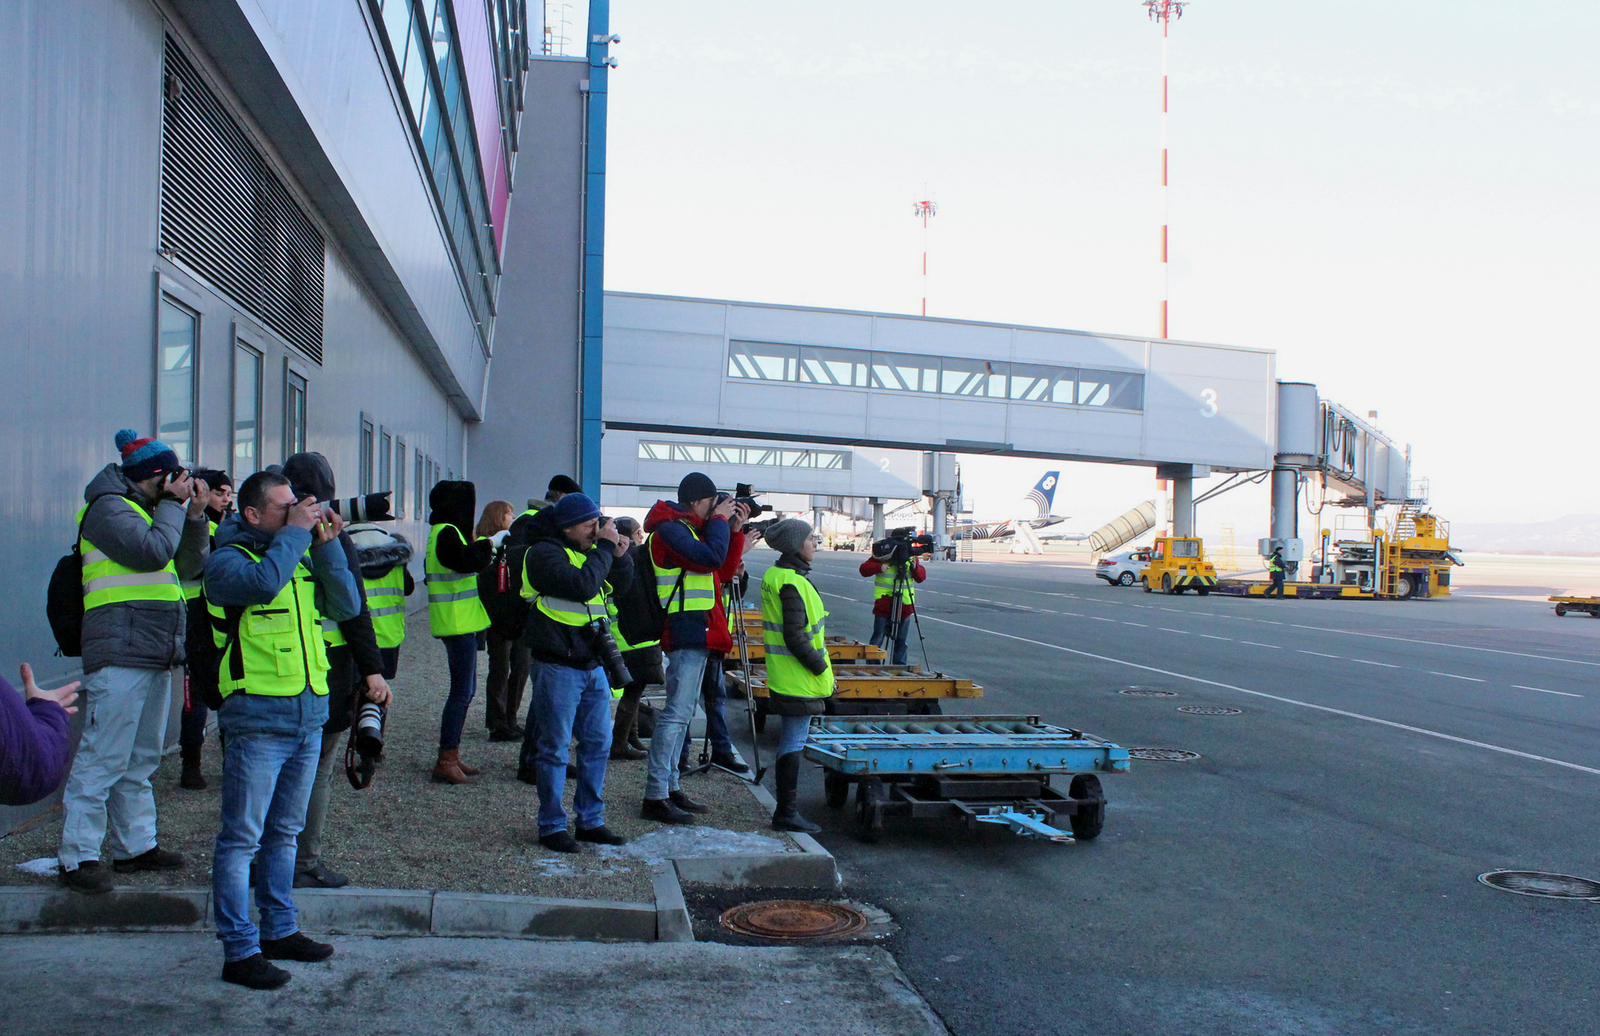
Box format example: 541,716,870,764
1126,747,1201,761
720,900,871,941
1120,687,1178,697
1477,871,1600,900
1177,705,1242,716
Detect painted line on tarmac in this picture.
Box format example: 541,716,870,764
1299,650,1342,659
1353,659,1402,669
916,614,1600,777
1159,628,1190,635
1196,633,1232,641
1514,685,1583,698
1240,641,1281,649
1123,621,1149,627
1429,672,1485,683
1286,623,1600,669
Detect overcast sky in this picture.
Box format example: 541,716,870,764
589,0,1598,535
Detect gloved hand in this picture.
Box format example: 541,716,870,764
488,529,510,548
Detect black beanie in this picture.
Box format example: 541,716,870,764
677,472,717,506
547,474,582,496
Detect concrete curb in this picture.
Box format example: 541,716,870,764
650,864,694,943
675,776,839,889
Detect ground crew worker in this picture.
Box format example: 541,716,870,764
759,518,834,834
203,470,360,990
1267,548,1287,599
425,480,493,784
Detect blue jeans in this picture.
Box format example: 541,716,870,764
777,713,810,756
870,610,913,665
646,648,709,799
437,632,479,750
678,655,734,768
526,662,611,836
212,727,321,962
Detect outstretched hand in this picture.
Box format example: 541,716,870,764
20,663,79,715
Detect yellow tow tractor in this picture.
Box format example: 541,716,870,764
1140,536,1218,595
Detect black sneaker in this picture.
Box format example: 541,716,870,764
58,861,113,895
711,751,750,774
260,931,334,962
575,825,627,846
222,953,292,989
293,863,349,889
641,797,695,825
669,789,711,814
113,845,186,873
539,830,581,853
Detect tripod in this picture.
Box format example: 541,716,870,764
681,577,765,784
881,559,931,671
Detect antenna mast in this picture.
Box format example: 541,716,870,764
1144,0,1186,339
913,199,938,316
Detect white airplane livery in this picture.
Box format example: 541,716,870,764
950,471,1066,540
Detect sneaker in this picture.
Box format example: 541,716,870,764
669,789,711,814
575,825,627,846
113,845,185,873
260,931,334,963
58,861,113,895
221,953,291,990
539,830,581,853
293,864,349,889
641,797,695,825
711,750,750,774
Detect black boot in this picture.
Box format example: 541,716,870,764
610,693,646,760
771,752,821,834
180,742,206,790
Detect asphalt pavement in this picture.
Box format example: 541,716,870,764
768,550,1600,1036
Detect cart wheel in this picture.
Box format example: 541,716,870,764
1591,610,1600,619
1555,604,1567,616
1067,773,1105,841
912,700,943,716
824,772,850,809
1142,577,1152,594
856,779,885,843
1196,587,1210,596
1162,574,1174,594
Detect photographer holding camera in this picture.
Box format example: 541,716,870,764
859,528,931,666
56,429,210,895
518,492,632,852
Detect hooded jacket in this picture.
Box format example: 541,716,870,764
519,506,633,668
282,452,382,678
428,480,493,575
643,499,744,654
78,463,210,674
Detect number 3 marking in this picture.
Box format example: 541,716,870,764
1200,388,1218,418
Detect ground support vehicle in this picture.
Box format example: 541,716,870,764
1211,580,1371,600
1550,596,1600,618
804,714,1128,843
1318,510,1460,600
1139,536,1218,595
726,664,983,729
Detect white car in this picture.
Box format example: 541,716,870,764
1096,548,1152,586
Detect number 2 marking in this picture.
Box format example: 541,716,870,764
1200,388,1218,418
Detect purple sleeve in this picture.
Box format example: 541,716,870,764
0,676,73,807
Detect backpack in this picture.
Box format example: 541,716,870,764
614,536,683,647
186,588,239,712
45,493,127,657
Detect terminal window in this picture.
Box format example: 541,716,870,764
638,441,851,470
728,341,1143,411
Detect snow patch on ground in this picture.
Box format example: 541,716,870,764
15,858,58,876
596,826,788,866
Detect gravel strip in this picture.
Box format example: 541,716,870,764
1,616,794,903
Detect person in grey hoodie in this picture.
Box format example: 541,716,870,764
57,430,210,895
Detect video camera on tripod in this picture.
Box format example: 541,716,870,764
873,526,936,565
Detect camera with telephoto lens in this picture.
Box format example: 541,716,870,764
587,617,633,689
873,526,936,565
328,492,395,523
347,700,385,789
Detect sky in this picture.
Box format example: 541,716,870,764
578,0,1599,538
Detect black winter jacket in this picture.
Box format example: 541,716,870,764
427,480,493,574
479,507,540,638
518,508,633,668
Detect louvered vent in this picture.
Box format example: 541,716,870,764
160,38,325,364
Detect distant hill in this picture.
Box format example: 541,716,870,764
1450,514,1600,555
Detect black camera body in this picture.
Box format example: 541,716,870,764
588,617,633,689
716,482,772,519
873,526,936,566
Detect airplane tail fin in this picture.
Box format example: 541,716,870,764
1025,471,1060,519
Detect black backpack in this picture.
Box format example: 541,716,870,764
45,493,128,657
614,536,683,648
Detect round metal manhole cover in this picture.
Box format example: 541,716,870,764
720,900,871,941
1177,705,1242,716
1120,686,1178,697
1126,747,1201,761
1477,871,1600,900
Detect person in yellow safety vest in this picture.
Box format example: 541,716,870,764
57,429,210,897
178,467,234,791
758,518,834,834
860,545,927,665
606,516,662,761
425,480,494,784
202,470,361,990
1266,548,1287,599
518,492,633,853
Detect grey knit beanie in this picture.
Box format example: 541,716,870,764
764,518,812,557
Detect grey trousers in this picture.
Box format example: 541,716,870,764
294,733,344,873
58,666,172,869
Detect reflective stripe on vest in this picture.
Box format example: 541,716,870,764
426,525,489,636
873,563,916,605
524,546,606,627
207,544,330,699
759,566,833,699
652,526,716,613
78,499,182,611
366,566,407,649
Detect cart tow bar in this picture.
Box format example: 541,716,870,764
973,808,1075,843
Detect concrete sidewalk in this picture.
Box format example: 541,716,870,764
0,933,949,1036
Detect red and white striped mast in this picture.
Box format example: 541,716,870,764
1145,0,1186,339
913,199,938,316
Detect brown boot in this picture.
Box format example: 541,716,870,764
456,755,482,776
432,748,475,784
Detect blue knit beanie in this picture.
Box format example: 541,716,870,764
549,492,601,529
116,429,181,483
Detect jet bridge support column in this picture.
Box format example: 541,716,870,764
1271,467,1300,576
1158,464,1207,539
870,498,885,541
